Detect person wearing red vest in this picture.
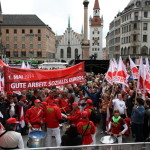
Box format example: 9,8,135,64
67,102,81,126
25,99,44,132
44,99,62,147
84,99,94,118
77,111,95,145
84,99,98,144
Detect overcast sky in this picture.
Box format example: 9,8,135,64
1,0,131,47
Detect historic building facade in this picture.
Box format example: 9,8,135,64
55,19,83,62
108,0,150,63
56,0,104,62
0,14,56,63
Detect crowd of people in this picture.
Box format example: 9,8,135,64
0,72,150,149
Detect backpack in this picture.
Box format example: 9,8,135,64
89,108,101,124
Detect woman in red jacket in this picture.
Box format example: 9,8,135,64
77,111,96,145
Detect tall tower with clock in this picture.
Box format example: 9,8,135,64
89,0,103,60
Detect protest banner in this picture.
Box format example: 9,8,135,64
4,62,85,91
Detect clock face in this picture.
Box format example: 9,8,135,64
94,28,98,31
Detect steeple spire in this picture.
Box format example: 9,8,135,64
68,16,70,28
93,0,100,10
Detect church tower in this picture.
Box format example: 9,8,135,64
90,0,103,60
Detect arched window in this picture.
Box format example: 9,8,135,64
128,47,130,55
60,49,64,58
124,47,127,55
141,46,148,54
75,49,78,59
121,48,124,55
67,47,71,58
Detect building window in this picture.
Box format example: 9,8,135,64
136,1,141,6
29,51,34,58
134,23,137,29
92,48,94,51
60,49,64,58
141,46,148,54
13,51,18,57
134,12,139,20
95,48,97,51
22,44,25,49
75,49,78,59
93,37,94,40
30,29,33,34
22,29,25,34
30,44,33,49
128,47,130,55
37,51,42,57
14,37,17,41
6,29,9,34
21,51,26,57
98,31,99,34
143,35,147,42
143,23,148,30
145,1,150,6
6,37,9,41
22,37,25,41
37,44,41,49
14,29,17,34
38,29,41,34
133,35,137,42
97,43,99,46
14,44,17,49
30,37,33,41
38,37,41,41
92,43,94,46
144,12,148,18
67,47,71,58
133,46,136,54
6,44,9,49
93,31,94,34
121,48,124,55
6,51,10,57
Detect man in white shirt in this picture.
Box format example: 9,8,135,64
112,93,128,119
0,118,24,149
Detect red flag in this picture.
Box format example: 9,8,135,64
112,59,118,83
115,56,128,87
105,60,113,84
129,56,139,79
4,62,85,91
137,57,146,94
20,106,25,128
0,59,6,67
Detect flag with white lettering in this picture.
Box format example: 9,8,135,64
4,62,85,91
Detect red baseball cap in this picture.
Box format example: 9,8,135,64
81,111,88,118
72,102,78,106
41,101,47,106
7,118,19,124
7,91,13,95
34,99,41,103
85,99,93,104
